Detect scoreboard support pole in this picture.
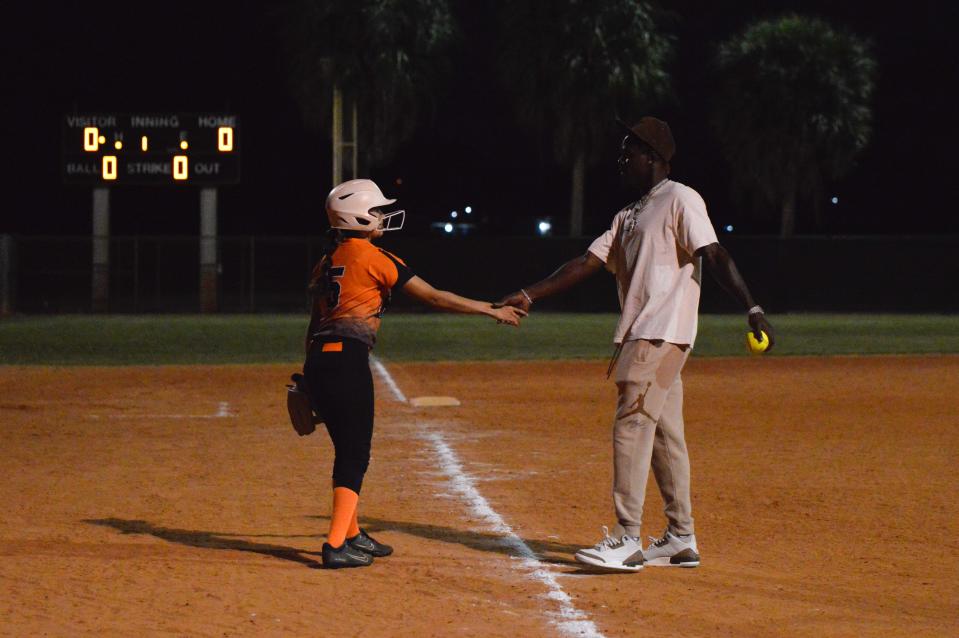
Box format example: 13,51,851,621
0,234,14,316
199,187,218,313
92,187,110,313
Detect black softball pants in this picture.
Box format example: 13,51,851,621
303,337,374,494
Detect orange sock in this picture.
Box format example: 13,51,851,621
347,508,361,539
328,487,359,548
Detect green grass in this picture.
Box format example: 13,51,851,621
0,315,305,366
1,314,958,366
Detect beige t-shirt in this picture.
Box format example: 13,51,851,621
588,179,718,347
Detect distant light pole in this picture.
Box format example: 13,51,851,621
332,86,358,185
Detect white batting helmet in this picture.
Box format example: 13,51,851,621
325,179,405,232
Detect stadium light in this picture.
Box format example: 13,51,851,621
537,220,552,236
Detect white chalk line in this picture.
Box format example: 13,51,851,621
371,359,604,638
424,431,604,637
370,356,408,403
89,401,236,420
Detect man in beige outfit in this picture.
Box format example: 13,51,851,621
496,116,775,572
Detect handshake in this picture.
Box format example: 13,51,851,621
487,289,533,327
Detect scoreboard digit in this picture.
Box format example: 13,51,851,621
62,114,240,185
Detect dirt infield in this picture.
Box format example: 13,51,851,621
1,356,957,637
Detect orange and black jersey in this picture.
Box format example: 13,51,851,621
308,238,414,347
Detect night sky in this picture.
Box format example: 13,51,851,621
2,1,957,238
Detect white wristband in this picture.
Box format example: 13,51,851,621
520,288,534,305
747,305,764,316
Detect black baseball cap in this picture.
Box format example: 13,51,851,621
616,116,676,162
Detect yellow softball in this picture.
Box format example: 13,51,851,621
746,330,769,354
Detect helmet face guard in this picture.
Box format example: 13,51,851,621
377,209,405,231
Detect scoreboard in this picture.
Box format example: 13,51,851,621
62,113,240,185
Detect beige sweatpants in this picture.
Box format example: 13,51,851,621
611,339,694,538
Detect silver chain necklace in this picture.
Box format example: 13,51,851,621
625,178,669,233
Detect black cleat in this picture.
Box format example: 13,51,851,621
322,541,374,568
347,529,394,557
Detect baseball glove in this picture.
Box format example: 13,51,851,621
287,373,322,436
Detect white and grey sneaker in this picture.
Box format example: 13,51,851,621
643,529,700,567
574,526,644,572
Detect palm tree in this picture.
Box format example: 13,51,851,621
711,15,876,237
497,0,673,236
279,0,455,172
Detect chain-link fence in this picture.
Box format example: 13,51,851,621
1,234,957,314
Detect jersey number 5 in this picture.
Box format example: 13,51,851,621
326,266,346,308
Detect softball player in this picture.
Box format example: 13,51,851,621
497,117,775,572
306,179,525,569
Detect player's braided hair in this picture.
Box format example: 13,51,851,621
308,228,365,300
308,229,340,299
